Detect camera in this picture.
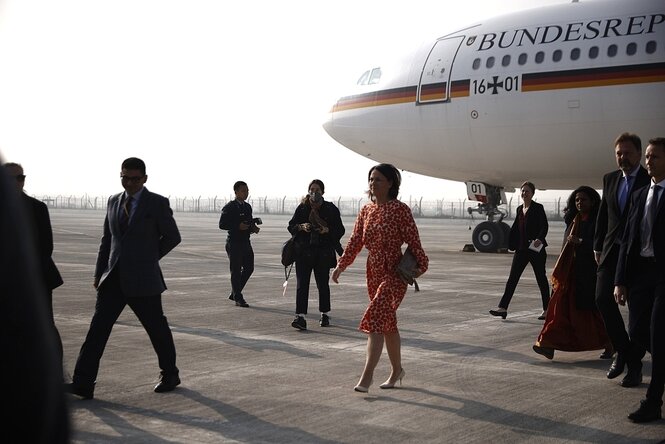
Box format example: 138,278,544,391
252,217,263,225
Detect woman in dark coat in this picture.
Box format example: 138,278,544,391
532,186,610,359
490,181,550,319
288,179,344,330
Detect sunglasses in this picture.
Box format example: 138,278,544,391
120,175,144,183
15,174,26,181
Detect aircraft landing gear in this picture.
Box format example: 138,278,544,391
472,221,510,252
466,183,510,253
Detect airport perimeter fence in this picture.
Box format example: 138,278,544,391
37,194,568,221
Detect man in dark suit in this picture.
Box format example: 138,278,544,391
0,163,69,442
219,180,260,307
66,157,182,399
594,133,650,387
4,162,64,369
614,137,665,423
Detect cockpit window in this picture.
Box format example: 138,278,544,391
368,68,382,84
357,67,382,85
357,70,370,85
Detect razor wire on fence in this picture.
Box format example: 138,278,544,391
35,193,567,221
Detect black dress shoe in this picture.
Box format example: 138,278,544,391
620,369,643,387
228,293,234,301
154,373,181,393
599,349,615,359
235,299,250,307
65,382,94,400
607,354,626,379
489,309,507,319
628,399,662,423
320,313,330,327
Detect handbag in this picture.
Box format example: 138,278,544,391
281,234,296,267
396,247,420,290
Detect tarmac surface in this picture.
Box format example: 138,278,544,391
51,209,665,443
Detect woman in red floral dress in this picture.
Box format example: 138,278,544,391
332,164,428,392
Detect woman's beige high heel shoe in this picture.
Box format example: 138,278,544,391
379,368,405,389
354,378,373,393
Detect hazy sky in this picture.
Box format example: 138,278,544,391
0,0,567,201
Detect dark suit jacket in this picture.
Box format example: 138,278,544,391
508,201,548,251
594,166,650,266
95,187,181,297
0,170,69,443
21,193,63,291
615,183,665,286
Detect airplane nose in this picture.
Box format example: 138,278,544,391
322,104,336,138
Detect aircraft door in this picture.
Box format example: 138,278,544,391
418,36,464,104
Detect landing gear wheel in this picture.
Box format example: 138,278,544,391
472,221,504,252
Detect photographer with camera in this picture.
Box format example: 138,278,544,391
288,179,345,330
219,180,260,307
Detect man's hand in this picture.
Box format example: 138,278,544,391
614,285,628,306
594,251,601,265
239,221,250,231
93,277,100,289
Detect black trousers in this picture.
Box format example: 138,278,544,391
73,271,178,386
499,248,550,310
595,245,644,361
295,256,331,315
627,258,665,404
225,240,254,300
45,289,63,371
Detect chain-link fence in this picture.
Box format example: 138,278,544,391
34,193,568,221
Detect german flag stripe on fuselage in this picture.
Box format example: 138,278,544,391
522,62,665,91
330,62,665,113
332,80,470,112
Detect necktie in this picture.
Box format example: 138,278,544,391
120,196,133,233
649,185,661,229
619,175,632,212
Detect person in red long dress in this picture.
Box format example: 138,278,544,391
533,186,610,359
332,163,428,392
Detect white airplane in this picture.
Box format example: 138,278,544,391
322,0,665,251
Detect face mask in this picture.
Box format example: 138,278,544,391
310,191,323,204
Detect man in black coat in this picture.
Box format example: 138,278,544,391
4,163,64,368
614,137,665,423
0,162,69,442
594,133,650,387
219,180,260,308
67,157,182,399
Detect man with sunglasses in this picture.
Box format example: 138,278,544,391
4,162,64,370
66,157,182,399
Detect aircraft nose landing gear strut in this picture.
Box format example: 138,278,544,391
466,183,511,253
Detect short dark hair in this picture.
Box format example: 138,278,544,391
614,132,642,153
233,181,247,192
3,162,22,170
368,163,401,200
309,179,325,194
121,157,146,175
648,137,665,151
520,181,536,194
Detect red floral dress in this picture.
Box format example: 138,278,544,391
337,199,428,334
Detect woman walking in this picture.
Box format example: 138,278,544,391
288,179,344,330
332,164,428,392
490,181,550,319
